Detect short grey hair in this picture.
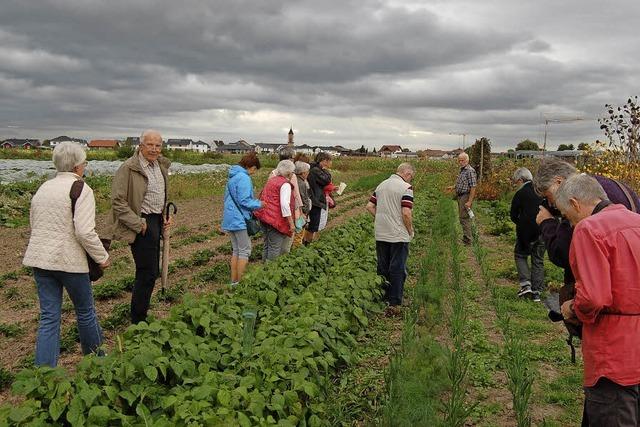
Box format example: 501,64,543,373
512,167,533,183
276,159,295,177
140,129,162,145
555,174,607,213
458,152,469,161
278,147,295,161
294,161,310,175
533,158,576,194
52,141,87,172
397,162,415,175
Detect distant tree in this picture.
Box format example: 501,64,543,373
41,140,51,147
416,150,427,159
577,142,590,151
507,148,515,153
557,144,574,151
372,147,377,153
598,96,640,160
469,137,491,181
357,144,366,154
117,140,135,159
515,139,540,151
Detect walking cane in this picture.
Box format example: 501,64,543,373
161,202,177,295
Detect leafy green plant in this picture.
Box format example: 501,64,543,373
0,322,24,338
0,367,14,391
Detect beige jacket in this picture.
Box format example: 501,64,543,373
107,151,170,243
23,173,109,273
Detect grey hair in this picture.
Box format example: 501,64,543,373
397,162,416,175
458,152,469,161
140,129,162,145
555,174,607,213
276,159,295,177
512,167,533,183
533,158,577,194
52,141,87,172
294,161,310,175
278,147,295,161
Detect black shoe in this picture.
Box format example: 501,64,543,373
518,285,532,298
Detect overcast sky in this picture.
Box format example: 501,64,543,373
0,0,637,151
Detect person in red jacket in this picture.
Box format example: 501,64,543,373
557,174,640,426
254,160,296,261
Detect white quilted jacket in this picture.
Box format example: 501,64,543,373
23,172,109,273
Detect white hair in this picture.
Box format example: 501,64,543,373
52,142,87,172
294,161,310,175
458,152,469,161
555,174,607,213
140,129,162,145
397,162,415,175
276,159,295,176
512,167,533,182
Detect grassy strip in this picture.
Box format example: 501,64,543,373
443,199,477,426
470,215,534,427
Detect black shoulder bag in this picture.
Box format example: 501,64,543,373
227,184,261,236
69,180,110,281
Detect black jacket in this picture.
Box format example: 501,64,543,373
510,181,542,248
307,163,332,209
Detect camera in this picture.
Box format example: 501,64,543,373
541,198,562,217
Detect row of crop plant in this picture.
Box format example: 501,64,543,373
382,167,477,427
470,217,535,427
0,215,385,426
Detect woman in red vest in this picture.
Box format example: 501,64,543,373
254,160,296,261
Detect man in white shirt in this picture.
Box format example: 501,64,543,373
366,163,415,316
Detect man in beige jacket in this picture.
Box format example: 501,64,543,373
108,130,171,324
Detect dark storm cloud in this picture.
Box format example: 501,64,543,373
0,0,638,149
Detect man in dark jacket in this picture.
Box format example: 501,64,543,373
303,152,332,244
534,158,640,286
510,167,545,301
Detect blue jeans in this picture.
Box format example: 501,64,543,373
34,268,103,367
376,241,410,306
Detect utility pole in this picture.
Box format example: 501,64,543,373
449,132,467,149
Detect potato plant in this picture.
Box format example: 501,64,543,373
0,216,384,426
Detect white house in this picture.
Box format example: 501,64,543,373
49,136,88,148
166,139,210,153
255,143,286,154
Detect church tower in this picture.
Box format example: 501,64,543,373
288,127,294,146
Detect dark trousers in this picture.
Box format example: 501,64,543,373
514,237,546,292
583,377,640,426
130,213,162,324
376,241,409,306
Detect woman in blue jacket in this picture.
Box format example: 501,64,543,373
222,152,263,285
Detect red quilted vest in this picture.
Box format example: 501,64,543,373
254,176,295,236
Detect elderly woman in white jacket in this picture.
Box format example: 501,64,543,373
23,142,110,367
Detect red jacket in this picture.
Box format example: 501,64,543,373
570,204,640,387
254,176,294,236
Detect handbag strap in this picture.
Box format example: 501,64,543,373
69,180,85,218
610,178,639,213
227,183,250,220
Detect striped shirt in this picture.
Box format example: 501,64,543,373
139,152,165,214
369,174,414,243
455,164,477,196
